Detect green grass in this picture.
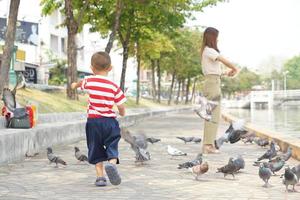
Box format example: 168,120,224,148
0,88,170,113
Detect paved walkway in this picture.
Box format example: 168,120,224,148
0,112,299,200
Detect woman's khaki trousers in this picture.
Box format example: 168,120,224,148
203,75,221,145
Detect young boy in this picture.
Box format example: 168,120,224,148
71,51,126,187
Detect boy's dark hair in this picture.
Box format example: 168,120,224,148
91,51,111,71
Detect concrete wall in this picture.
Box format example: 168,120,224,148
0,107,192,165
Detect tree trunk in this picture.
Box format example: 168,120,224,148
0,0,20,96
175,80,181,105
185,77,191,104
181,79,185,102
191,78,197,104
105,0,122,54
156,59,161,103
65,0,79,100
151,59,157,101
168,70,176,105
136,40,141,105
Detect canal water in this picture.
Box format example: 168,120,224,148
227,107,300,139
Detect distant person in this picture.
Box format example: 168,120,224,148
200,27,238,154
27,24,38,46
71,52,126,187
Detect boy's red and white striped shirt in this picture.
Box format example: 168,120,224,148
80,75,126,118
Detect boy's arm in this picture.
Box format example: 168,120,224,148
117,104,125,116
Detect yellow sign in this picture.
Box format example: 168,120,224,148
0,45,26,61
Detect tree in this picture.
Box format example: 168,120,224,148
284,55,300,89
41,0,90,100
0,0,20,97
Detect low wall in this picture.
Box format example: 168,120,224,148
0,107,193,165
222,112,300,161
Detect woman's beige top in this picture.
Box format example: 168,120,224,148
201,46,222,76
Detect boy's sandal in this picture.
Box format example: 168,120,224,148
105,163,121,185
95,177,107,187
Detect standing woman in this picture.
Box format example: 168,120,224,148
200,27,238,154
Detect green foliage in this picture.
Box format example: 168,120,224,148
48,59,67,86
284,55,300,89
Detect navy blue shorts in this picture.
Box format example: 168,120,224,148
85,117,121,165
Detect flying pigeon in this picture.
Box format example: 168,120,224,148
282,167,299,192
47,147,67,167
190,162,209,180
178,153,203,169
121,128,150,162
192,137,202,144
254,138,269,147
167,145,187,156
217,158,236,178
257,141,277,161
146,137,161,144
291,164,300,180
215,120,247,149
233,155,245,172
176,137,194,144
74,147,88,163
259,163,272,187
194,96,219,122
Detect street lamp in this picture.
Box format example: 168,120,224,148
283,70,289,98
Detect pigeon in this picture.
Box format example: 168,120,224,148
192,137,202,144
74,147,88,162
146,137,161,144
215,120,247,149
282,167,299,192
279,147,292,161
259,163,272,187
254,138,269,147
291,164,300,183
257,141,277,161
242,132,256,144
233,155,245,172
47,147,67,167
190,162,209,180
121,128,150,162
217,158,236,178
176,137,194,144
265,157,285,175
194,96,219,121
178,153,203,169
167,145,187,156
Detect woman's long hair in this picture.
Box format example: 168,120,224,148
200,27,220,57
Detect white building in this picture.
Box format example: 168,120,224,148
0,0,137,89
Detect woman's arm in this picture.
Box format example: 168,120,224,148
217,56,238,76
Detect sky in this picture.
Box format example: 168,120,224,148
188,0,300,72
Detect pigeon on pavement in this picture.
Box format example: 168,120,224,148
291,164,300,180
257,141,277,161
146,137,161,144
264,157,285,175
190,162,209,180
233,155,245,172
178,153,203,169
74,146,88,163
217,158,236,178
259,163,272,187
121,128,151,162
279,147,293,162
192,137,202,144
167,145,187,156
254,138,269,147
176,137,194,144
47,147,67,167
282,167,299,192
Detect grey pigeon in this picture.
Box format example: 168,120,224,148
242,132,256,144
233,155,245,172
265,157,285,175
121,128,150,162
194,96,219,122
259,163,272,187
167,145,187,156
291,164,300,180
217,158,236,178
192,137,202,144
176,137,194,144
215,120,247,149
146,137,161,144
257,141,277,161
280,147,292,161
178,153,203,169
254,138,269,147
282,167,299,192
74,147,88,162
47,147,67,167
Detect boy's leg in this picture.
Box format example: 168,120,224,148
95,162,104,177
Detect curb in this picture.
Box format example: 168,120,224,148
222,112,300,161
